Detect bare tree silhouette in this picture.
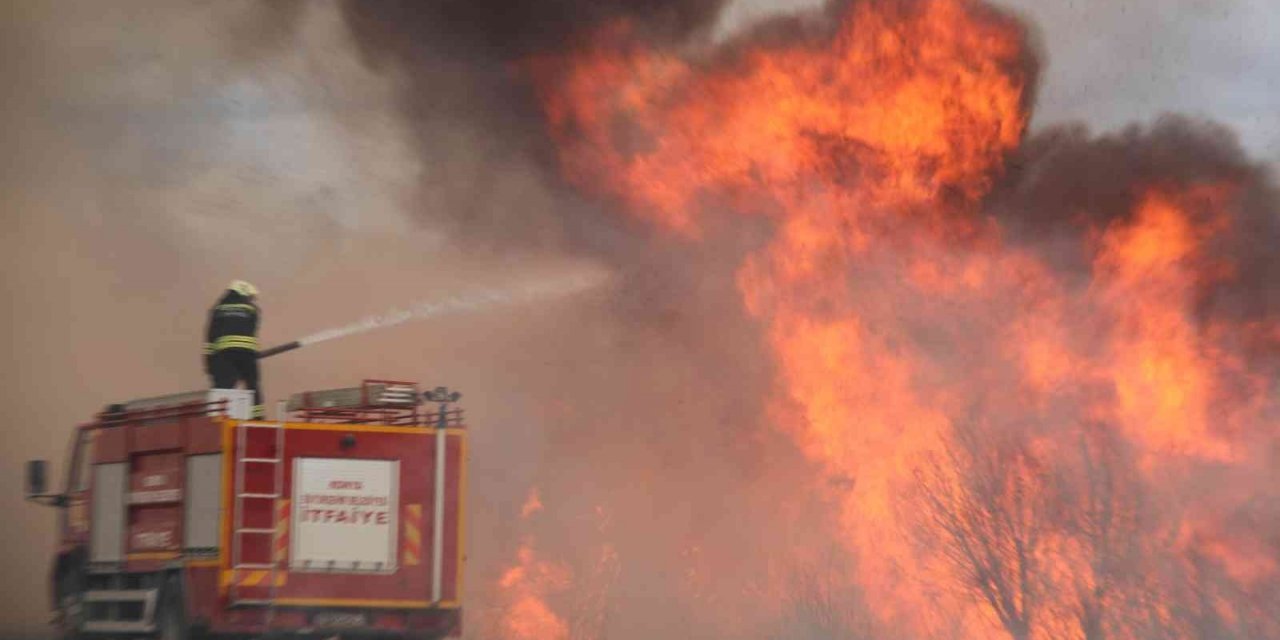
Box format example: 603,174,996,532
913,424,1052,640
1057,424,1149,640
765,550,877,640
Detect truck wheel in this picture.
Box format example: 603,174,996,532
155,583,189,640
55,571,84,640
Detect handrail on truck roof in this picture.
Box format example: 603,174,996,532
92,380,465,428
286,379,465,428
95,398,234,426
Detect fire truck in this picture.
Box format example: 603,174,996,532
24,380,466,639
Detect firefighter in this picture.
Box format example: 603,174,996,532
204,280,264,418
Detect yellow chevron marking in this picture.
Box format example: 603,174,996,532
404,503,422,566
222,570,287,588
275,499,291,563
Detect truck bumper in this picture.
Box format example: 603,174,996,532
207,607,460,639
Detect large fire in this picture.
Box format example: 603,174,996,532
498,0,1280,638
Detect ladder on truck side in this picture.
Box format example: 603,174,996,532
230,419,285,615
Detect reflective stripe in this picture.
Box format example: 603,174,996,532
216,303,258,313
213,337,256,348
202,343,213,354
213,335,258,351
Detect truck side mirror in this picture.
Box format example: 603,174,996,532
25,460,47,498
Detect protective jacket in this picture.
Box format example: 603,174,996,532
204,289,263,418
204,290,260,355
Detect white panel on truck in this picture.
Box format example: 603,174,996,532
205,389,253,419
184,454,223,549
291,458,399,573
89,463,127,563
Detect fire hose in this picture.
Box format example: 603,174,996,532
256,341,301,359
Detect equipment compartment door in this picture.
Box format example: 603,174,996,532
242,424,464,608
291,458,399,573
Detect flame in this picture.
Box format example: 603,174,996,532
490,489,620,640
527,0,1028,236
496,540,572,640
521,488,545,517
493,488,572,640
530,0,1032,633
1093,186,1241,461
525,0,1279,637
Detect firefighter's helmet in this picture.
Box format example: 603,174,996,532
228,280,259,298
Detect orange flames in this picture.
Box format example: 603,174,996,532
492,489,571,640
529,0,1027,237
1094,185,1248,462
496,541,572,640
490,489,620,640
521,0,1278,638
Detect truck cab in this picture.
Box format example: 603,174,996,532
26,381,466,639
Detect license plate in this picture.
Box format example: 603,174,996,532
312,612,368,627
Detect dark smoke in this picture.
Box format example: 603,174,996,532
426,0,727,55
333,0,733,253
992,116,1280,349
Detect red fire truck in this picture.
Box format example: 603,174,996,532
25,380,466,639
